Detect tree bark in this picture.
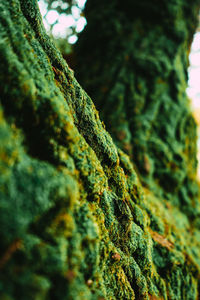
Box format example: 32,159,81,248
0,1,199,300
75,0,200,219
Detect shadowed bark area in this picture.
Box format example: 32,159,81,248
75,0,200,220
0,1,199,300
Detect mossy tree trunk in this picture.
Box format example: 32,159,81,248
0,1,199,300
75,0,200,220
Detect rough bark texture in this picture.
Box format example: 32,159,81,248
0,1,199,300
75,0,200,220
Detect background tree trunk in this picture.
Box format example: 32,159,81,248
0,1,199,300
75,0,200,220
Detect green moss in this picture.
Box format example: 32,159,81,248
0,0,199,299
75,0,200,219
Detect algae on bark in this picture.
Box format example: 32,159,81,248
0,1,199,300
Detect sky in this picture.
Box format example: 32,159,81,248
188,32,200,111
38,0,87,44
38,0,200,178
187,33,200,178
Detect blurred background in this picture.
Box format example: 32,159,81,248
38,0,200,179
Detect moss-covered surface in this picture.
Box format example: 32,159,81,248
0,0,199,299
75,0,200,221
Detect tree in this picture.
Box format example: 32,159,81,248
0,0,199,299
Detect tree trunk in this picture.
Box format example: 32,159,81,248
0,1,199,300
75,0,200,220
